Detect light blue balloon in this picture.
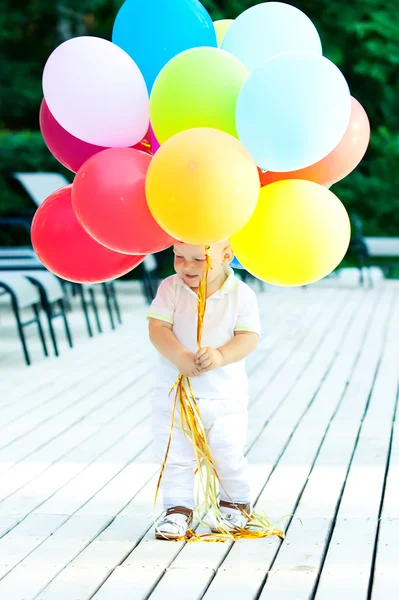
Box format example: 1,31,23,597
236,51,351,172
230,256,245,270
112,0,217,92
221,2,322,72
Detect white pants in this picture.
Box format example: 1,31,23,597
152,390,250,510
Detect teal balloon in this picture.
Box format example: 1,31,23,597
221,2,322,72
231,256,245,270
236,52,351,172
112,0,217,92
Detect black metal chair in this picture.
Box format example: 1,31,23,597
23,272,73,356
0,273,49,365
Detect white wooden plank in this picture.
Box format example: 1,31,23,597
0,514,67,579
247,289,352,453
42,477,165,600
0,342,135,429
249,288,335,401
200,538,281,600
151,568,214,600
0,515,112,600
0,340,151,427
369,295,399,600
0,384,152,517
377,440,399,518
0,359,150,477
371,518,399,599
0,301,149,399
90,564,165,600
264,517,331,600
0,463,157,587
6,423,151,518
314,517,378,600
248,289,352,426
248,289,359,456
374,334,399,521
0,354,151,449
0,330,127,403
247,287,319,396
0,324,151,416
0,285,148,389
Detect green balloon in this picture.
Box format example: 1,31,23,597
150,47,249,144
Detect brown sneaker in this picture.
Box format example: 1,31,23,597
155,506,193,540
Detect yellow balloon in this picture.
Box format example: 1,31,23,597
146,128,260,245
230,180,351,286
214,19,234,47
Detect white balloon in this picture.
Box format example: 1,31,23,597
43,36,149,147
222,2,322,71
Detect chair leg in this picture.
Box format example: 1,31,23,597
88,288,102,333
45,302,59,357
365,255,373,288
142,277,152,304
32,304,49,358
60,300,73,348
109,283,122,325
102,283,115,330
12,299,31,366
78,285,93,337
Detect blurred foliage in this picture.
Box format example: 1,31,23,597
0,0,398,245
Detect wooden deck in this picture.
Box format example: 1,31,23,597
0,277,398,600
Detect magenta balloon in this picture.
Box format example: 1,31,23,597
40,99,153,172
150,123,160,154
39,99,108,173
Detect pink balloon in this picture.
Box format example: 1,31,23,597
40,100,153,173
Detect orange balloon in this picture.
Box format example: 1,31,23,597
259,97,370,188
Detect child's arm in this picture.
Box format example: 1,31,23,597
219,331,259,364
149,319,202,377
195,332,258,372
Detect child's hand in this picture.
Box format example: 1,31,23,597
176,351,202,378
195,347,224,372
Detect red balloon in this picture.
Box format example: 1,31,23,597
259,97,370,188
40,99,153,173
72,148,174,255
31,185,145,283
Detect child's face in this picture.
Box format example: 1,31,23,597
173,242,232,289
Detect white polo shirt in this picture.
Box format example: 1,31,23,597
148,267,261,399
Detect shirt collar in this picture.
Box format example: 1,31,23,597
173,266,238,296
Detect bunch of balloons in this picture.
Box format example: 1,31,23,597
32,0,370,287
